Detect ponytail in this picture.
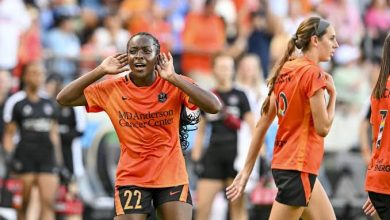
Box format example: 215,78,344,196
261,17,329,114
372,33,390,99
261,38,296,114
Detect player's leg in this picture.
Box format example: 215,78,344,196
16,173,36,220
195,179,224,220
156,201,192,220
113,186,152,220
301,179,336,220
225,178,248,220
269,200,305,220
368,192,390,220
269,170,316,220
36,173,59,220
154,184,193,220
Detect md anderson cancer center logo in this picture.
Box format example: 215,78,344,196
118,110,174,128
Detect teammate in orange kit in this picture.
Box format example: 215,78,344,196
226,17,339,220
56,32,222,220
363,33,390,220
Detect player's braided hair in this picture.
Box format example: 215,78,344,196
179,105,200,152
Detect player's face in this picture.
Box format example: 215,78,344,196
127,35,158,79
24,63,45,90
213,56,235,84
317,25,339,62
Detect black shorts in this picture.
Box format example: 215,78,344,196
368,191,390,220
13,144,57,174
114,184,192,216
198,146,237,179
272,169,317,207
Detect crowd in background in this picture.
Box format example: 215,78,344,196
0,0,389,219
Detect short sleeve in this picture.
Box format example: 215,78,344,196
84,82,106,113
179,75,198,110
3,94,23,123
301,66,327,98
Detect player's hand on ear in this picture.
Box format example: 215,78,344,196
156,52,176,81
99,53,129,75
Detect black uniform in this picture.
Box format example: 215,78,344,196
58,106,84,176
199,88,251,179
3,91,58,173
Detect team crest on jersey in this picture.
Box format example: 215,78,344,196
228,95,239,105
43,104,53,115
158,92,167,103
277,92,288,116
22,105,33,116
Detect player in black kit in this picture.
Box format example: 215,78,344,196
191,53,255,220
2,62,62,220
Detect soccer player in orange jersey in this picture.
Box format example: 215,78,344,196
363,33,390,220
226,17,339,220
56,32,222,220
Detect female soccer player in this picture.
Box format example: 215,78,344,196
3,62,62,220
192,53,254,220
226,17,339,220
56,32,221,220
363,33,390,220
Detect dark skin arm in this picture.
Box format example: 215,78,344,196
157,53,222,114
56,54,129,106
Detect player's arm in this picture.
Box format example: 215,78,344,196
226,93,276,201
191,116,206,162
241,94,276,177
157,53,222,114
243,111,255,134
309,73,336,137
2,122,17,155
56,54,129,107
50,121,63,166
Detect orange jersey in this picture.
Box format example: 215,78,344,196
365,76,390,195
271,56,327,175
84,74,197,188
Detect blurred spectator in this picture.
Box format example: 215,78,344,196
181,0,225,89
317,0,364,46
333,45,370,112
234,54,267,118
78,8,100,45
119,0,153,34
283,0,306,35
44,14,81,84
0,0,31,71
192,53,254,220
270,16,291,68
93,13,129,54
246,0,277,79
149,3,173,53
79,33,102,75
155,0,189,73
14,5,43,79
364,0,390,61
